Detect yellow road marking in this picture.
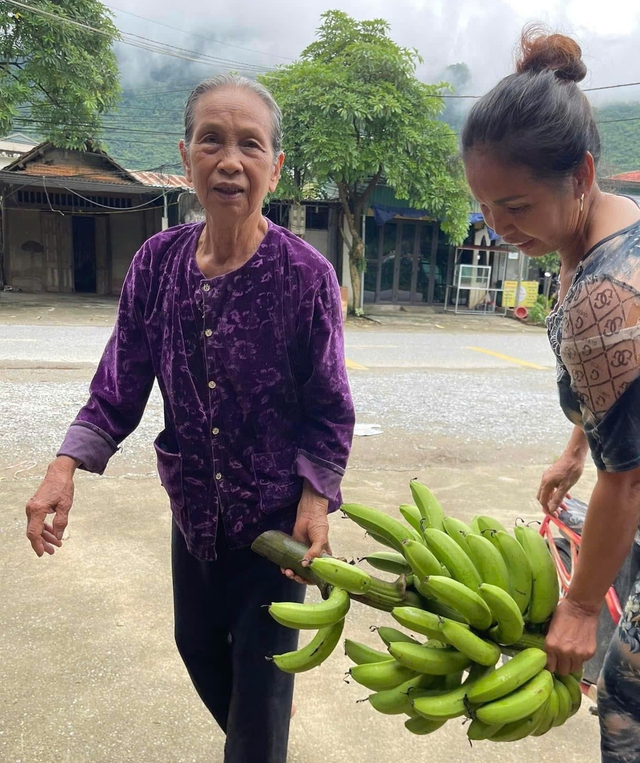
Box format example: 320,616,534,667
466,346,548,370
345,357,368,371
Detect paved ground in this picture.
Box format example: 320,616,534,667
0,293,600,762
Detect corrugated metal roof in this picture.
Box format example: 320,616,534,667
129,170,191,189
610,171,640,184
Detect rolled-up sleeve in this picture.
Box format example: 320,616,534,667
57,248,155,474
294,270,355,500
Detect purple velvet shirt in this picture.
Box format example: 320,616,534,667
58,220,355,560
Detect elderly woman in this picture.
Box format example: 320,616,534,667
25,75,355,763
462,28,640,762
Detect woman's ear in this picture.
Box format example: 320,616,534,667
269,152,285,193
574,152,596,199
179,140,192,184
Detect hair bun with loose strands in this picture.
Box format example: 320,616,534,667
516,25,587,83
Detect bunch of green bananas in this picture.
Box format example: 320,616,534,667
260,480,580,744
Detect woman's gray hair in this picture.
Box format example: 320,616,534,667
183,74,283,157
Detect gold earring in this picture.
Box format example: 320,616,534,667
579,193,585,213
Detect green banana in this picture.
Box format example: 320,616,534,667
399,504,424,534
466,647,548,704
440,619,501,667
442,516,473,555
478,583,524,646
443,670,464,690
412,664,492,720
409,480,445,531
487,702,548,742
404,716,447,735
402,539,442,579
514,525,559,624
269,619,344,673
268,586,350,629
364,551,412,576
531,691,559,737
342,503,422,552
389,641,472,676
476,515,509,535
309,557,372,594
467,718,504,741
552,676,572,727
391,606,444,640
420,597,470,624
367,530,398,550
344,639,393,665
420,576,493,631
376,626,420,647
368,674,437,715
349,659,417,691
507,630,546,651
423,529,482,591
485,531,532,614
475,669,554,726
465,533,510,592
557,673,582,717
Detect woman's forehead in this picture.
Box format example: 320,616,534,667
193,87,271,129
465,151,538,198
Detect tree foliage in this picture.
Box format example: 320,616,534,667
0,0,120,148
260,10,470,313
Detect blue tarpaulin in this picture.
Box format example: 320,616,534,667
370,204,499,242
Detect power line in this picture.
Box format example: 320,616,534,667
106,3,295,62
12,116,183,137
3,0,267,73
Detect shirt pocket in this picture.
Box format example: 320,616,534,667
252,446,301,514
154,432,185,509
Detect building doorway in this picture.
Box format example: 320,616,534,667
72,216,96,293
363,217,453,305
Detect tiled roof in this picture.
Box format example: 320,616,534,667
15,162,136,184
129,170,191,189
609,171,640,184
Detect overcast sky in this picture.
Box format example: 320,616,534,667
111,0,640,104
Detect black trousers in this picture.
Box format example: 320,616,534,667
172,521,306,763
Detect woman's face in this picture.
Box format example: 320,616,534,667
464,149,582,258
181,86,284,224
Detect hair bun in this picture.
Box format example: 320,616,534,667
516,24,587,83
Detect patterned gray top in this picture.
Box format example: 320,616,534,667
547,219,640,472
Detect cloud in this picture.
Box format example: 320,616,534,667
111,0,640,106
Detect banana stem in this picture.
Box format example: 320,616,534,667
251,530,423,610
250,530,330,594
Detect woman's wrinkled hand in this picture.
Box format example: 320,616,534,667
282,481,330,584
544,597,600,676
25,456,77,557
537,450,586,517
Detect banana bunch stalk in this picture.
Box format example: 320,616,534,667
251,480,580,743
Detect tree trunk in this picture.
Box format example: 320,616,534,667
347,222,365,316
349,253,363,316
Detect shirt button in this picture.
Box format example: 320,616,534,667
212,427,220,435
202,284,211,292
208,380,216,389
215,472,222,481
204,329,213,337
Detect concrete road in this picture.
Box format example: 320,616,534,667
0,296,599,763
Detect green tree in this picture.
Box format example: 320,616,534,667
0,0,120,148
537,252,560,273
260,10,470,314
